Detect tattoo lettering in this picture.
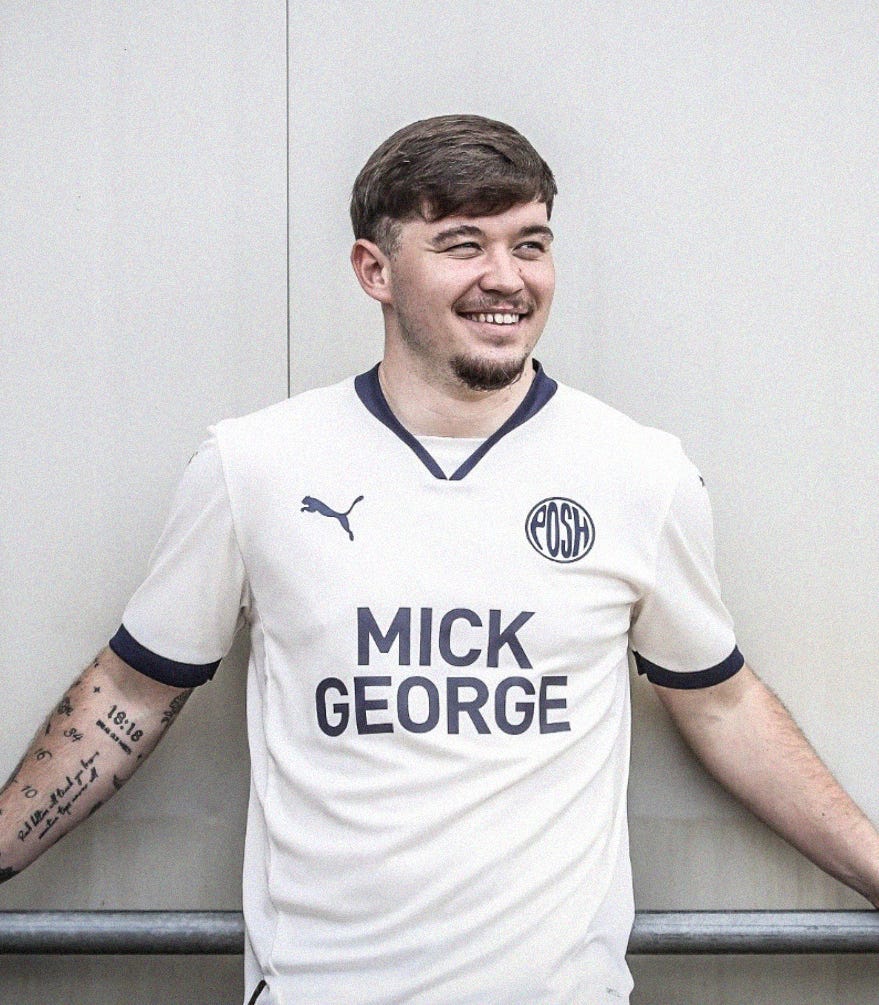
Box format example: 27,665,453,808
105,706,143,742
20,785,38,800
35,749,52,762
161,690,193,729
56,697,73,717
63,727,84,743
95,719,133,755
16,752,100,843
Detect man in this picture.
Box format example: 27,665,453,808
1,115,878,1004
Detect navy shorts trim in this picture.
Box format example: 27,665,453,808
634,646,744,689
109,624,220,687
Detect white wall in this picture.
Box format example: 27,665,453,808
1,4,286,1002
2,3,877,1003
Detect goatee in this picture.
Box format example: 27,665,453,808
451,353,528,392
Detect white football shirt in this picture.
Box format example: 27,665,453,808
112,365,741,1005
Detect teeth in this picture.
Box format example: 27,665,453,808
467,313,521,324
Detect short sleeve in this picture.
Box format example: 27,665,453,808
109,436,249,686
629,458,743,689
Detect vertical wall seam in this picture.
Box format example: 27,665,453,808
286,0,291,397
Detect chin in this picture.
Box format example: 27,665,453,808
451,352,529,392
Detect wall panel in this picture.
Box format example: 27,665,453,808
1,3,286,1001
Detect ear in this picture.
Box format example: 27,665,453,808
350,239,393,305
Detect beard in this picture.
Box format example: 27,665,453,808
393,298,536,393
450,351,529,391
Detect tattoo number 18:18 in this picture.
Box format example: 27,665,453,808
106,706,143,743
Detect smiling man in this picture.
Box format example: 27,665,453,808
359,201,554,390
349,117,558,436
2,115,879,1005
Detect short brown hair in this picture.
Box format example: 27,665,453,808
350,114,557,253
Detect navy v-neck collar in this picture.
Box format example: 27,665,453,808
353,362,558,481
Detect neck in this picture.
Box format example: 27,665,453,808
377,353,536,437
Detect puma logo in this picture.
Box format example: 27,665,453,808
301,495,364,540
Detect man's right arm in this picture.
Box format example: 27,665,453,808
0,646,192,883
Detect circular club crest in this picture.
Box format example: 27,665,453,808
525,497,595,563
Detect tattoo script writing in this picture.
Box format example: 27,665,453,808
16,752,101,843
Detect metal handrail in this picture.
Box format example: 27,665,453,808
630,910,879,954
0,910,877,955
0,911,242,955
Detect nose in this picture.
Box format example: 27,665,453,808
478,249,524,296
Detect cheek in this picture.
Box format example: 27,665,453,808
402,267,460,307
535,266,556,304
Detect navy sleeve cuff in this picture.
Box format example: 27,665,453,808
109,624,220,687
634,646,744,690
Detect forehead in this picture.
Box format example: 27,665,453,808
403,200,551,242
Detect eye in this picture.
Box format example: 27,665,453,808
444,242,482,257
515,241,548,259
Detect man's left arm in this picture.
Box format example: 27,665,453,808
654,662,879,908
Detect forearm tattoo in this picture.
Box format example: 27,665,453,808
95,704,146,755
161,690,193,729
15,752,101,844
1,658,193,884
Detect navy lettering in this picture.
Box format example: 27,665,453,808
397,676,440,733
354,676,393,733
419,608,432,667
546,501,560,555
358,606,533,669
539,676,571,733
439,609,482,667
487,610,534,669
343,605,555,736
494,676,536,734
358,607,411,666
315,674,570,736
315,678,349,737
565,502,591,558
528,506,547,542
559,502,573,558
526,498,595,563
447,677,490,734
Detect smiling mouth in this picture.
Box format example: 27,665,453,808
458,311,527,325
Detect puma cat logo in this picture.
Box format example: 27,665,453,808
301,495,364,540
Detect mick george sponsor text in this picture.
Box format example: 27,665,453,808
316,607,571,737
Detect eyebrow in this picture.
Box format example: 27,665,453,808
429,223,555,247
429,225,483,247
518,224,555,243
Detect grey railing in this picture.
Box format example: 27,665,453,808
0,911,878,955
630,911,879,954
